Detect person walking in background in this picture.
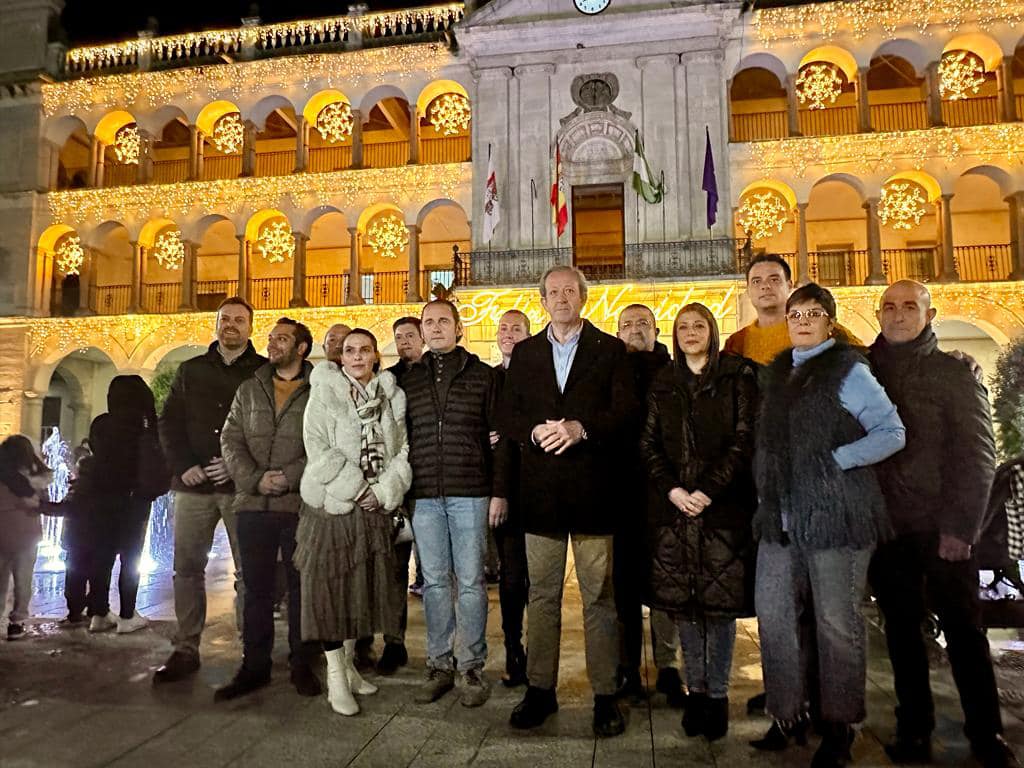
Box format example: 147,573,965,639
154,297,266,684
216,318,321,702
640,303,758,741
753,283,905,767
296,328,412,716
0,435,50,640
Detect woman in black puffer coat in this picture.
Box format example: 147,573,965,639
640,302,758,741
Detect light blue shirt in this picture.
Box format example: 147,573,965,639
547,322,583,393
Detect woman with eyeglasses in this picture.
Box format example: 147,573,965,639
752,283,905,768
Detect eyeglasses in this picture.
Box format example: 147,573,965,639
786,308,830,322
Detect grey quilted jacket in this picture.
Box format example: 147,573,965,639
221,361,312,513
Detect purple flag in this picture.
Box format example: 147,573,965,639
701,126,718,228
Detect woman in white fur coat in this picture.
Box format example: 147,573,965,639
295,328,412,716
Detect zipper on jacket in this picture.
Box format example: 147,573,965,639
425,352,472,499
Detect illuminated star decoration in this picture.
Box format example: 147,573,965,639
367,215,409,258
55,235,85,275
938,50,986,101
738,190,790,240
212,112,244,153
428,93,471,136
878,181,928,230
256,220,295,263
315,101,354,143
153,229,185,269
113,124,140,164
796,62,844,110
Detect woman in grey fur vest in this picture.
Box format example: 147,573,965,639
296,328,412,717
752,284,905,768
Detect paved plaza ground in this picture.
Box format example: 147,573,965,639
2,525,1023,768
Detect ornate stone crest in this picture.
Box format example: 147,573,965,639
562,73,631,125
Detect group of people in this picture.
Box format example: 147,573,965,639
0,254,1020,768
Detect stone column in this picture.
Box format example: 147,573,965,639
90,137,105,187
406,224,423,302
936,193,959,282
346,226,364,304
683,51,730,237
785,73,802,137
998,56,1018,122
241,119,257,177
136,128,154,184
856,66,872,132
408,104,420,165
863,197,887,285
294,115,309,172
236,234,251,301
472,68,513,248
44,139,60,191
178,240,198,311
290,232,309,307
21,394,43,449
1005,192,1024,279
795,202,811,284
350,109,364,169
189,125,204,180
76,248,95,316
925,61,945,127
128,240,144,312
514,63,556,247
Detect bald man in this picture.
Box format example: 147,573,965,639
322,323,352,363
868,280,1017,767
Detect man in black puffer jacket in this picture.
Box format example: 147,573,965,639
404,299,507,710
154,297,266,684
869,280,1019,768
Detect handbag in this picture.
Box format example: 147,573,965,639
392,506,414,545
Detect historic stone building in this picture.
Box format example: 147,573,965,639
1,0,1023,445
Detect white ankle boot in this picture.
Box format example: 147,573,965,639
325,648,358,715
343,639,378,695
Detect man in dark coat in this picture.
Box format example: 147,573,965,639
869,280,1020,768
613,304,684,705
500,265,637,737
154,297,266,683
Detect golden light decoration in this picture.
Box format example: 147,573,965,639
738,191,790,240
938,50,986,100
796,63,844,110
367,215,409,259
212,113,244,154
315,101,353,143
153,229,185,270
256,220,295,263
878,181,929,230
428,93,471,136
55,235,85,275
113,124,140,164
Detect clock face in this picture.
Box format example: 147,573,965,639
574,0,610,15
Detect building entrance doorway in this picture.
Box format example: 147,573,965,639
572,183,625,280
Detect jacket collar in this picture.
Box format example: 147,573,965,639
870,325,938,363
310,360,399,401
255,359,313,387
205,339,260,366
540,319,602,396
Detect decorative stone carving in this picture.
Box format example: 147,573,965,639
558,110,636,184
561,73,632,126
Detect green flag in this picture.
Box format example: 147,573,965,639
632,130,664,204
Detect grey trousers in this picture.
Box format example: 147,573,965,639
756,541,873,725
651,608,681,670
171,491,243,655
1,546,36,624
525,532,619,696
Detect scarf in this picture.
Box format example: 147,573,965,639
343,370,387,481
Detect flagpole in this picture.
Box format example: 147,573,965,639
530,178,536,252
487,143,492,254
660,170,666,243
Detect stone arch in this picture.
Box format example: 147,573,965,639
250,94,299,132
960,164,1015,197
558,110,636,185
944,33,1004,72
811,173,868,202
196,100,242,136
800,45,859,82
44,114,89,148
414,79,470,119
869,39,931,74
733,52,789,85
416,198,467,229
137,104,189,138
93,110,136,145
358,85,411,116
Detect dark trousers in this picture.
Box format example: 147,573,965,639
92,513,150,619
387,540,413,644
494,522,528,649
870,531,1003,744
64,544,95,618
613,528,644,672
237,511,311,674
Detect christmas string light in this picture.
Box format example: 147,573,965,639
796,63,845,110
212,113,244,154
367,215,409,258
938,50,987,100
55,235,85,275
256,220,295,263
428,93,471,136
113,124,140,164
315,101,354,143
153,230,185,269
878,181,928,230
738,191,790,239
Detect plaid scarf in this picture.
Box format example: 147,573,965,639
1007,463,1024,561
343,370,387,481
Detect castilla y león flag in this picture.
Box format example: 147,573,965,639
551,143,568,238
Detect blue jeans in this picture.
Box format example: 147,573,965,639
678,617,736,698
411,497,489,672
756,541,873,724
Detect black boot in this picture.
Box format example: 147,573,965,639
290,663,322,697
214,666,271,702
746,690,767,715
502,643,527,688
152,650,200,684
593,694,626,737
970,735,1022,768
811,722,854,768
750,716,811,751
883,731,931,764
682,692,708,738
353,636,376,671
510,686,559,729
703,696,729,742
376,642,408,675
655,668,687,708
616,666,647,701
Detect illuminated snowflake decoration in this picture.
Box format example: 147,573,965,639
796,63,844,110
428,93,471,136
738,191,790,240
878,182,928,231
367,215,409,259
256,220,295,263
153,229,185,270
113,123,140,164
315,101,353,144
55,234,84,275
938,50,986,101
212,112,244,154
